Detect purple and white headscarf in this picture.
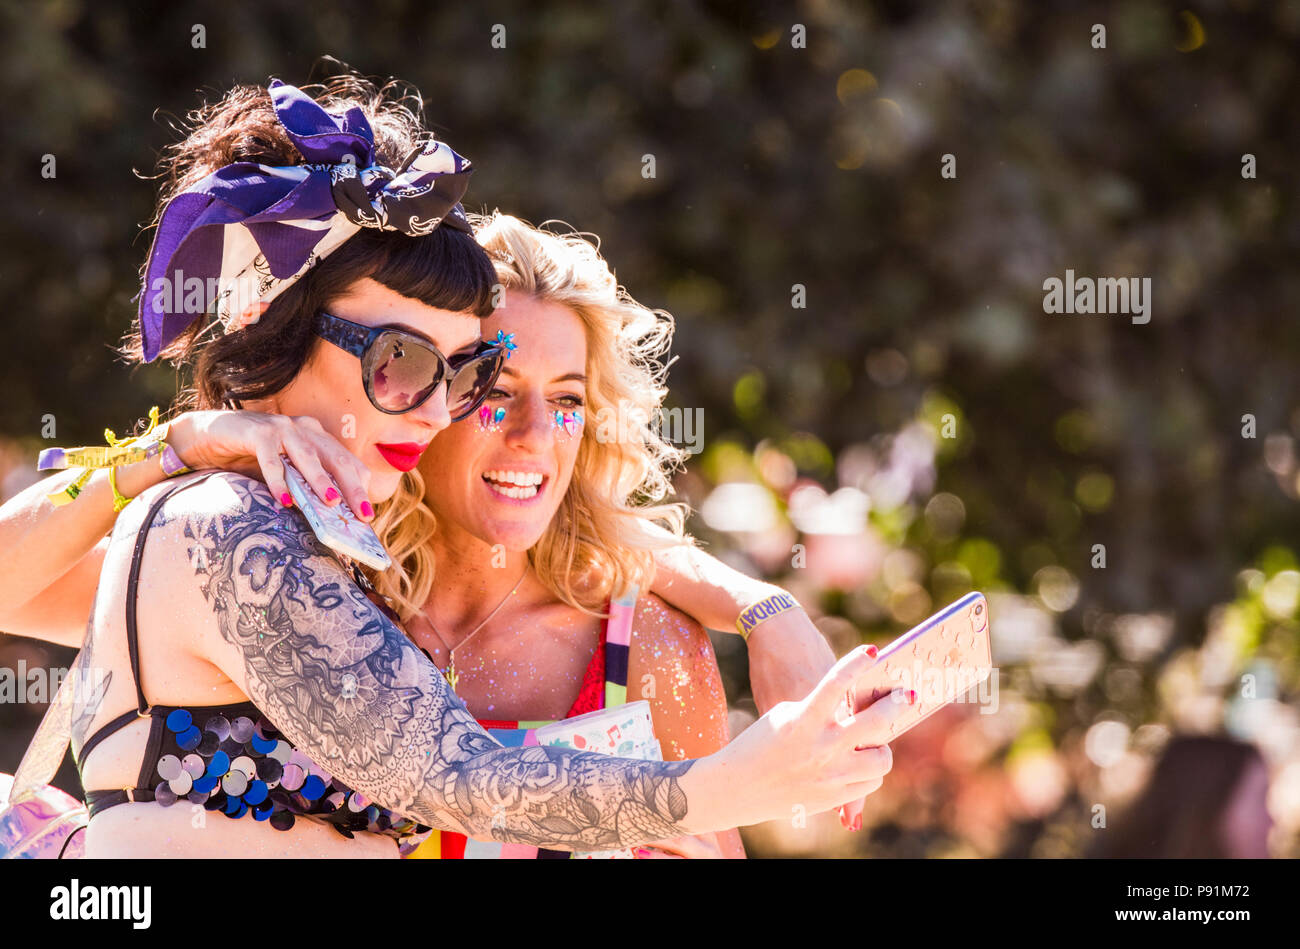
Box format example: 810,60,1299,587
138,78,475,362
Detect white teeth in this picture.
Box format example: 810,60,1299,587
482,470,543,500
482,470,544,487
487,482,539,500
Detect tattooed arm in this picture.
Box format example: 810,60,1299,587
142,472,749,850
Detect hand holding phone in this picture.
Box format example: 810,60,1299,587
851,591,992,740
283,460,391,571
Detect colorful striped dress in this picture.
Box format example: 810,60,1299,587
405,588,636,859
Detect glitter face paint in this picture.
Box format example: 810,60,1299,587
477,405,506,433
551,409,583,439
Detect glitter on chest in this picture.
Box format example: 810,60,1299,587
410,596,730,757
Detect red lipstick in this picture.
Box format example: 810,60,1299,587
375,442,428,472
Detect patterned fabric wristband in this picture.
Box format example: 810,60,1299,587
162,443,192,477
736,592,801,640
147,440,192,477
137,421,193,479
40,406,169,508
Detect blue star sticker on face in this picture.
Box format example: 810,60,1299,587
491,330,518,359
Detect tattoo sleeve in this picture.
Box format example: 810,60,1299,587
167,475,696,849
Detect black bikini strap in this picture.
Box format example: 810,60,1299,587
72,708,142,771
73,473,220,781
123,472,218,714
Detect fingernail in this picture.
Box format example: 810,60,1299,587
865,644,878,658
359,500,374,518
324,487,340,502
853,815,862,832
280,493,293,507
635,848,652,858
837,805,847,826
906,689,917,706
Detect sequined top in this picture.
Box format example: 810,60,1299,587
74,474,430,850
404,589,636,860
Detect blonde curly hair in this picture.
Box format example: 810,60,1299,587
370,212,694,619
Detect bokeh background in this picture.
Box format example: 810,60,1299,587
1,0,1297,857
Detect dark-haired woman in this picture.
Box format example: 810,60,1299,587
0,75,903,857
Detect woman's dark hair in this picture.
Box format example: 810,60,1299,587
1087,735,1266,858
122,72,497,409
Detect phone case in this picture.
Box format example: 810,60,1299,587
855,591,992,739
283,462,392,572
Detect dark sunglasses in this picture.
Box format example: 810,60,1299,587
313,311,505,419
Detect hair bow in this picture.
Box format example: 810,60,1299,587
137,79,475,362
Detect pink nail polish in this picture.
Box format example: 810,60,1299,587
359,501,374,518
906,689,917,706
865,644,878,658
635,848,652,858
853,815,862,832
280,493,294,507
324,487,340,502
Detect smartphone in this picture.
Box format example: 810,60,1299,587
855,591,993,739
283,461,392,571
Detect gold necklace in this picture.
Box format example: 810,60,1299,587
417,568,528,691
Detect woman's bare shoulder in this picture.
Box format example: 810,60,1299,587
151,469,272,512
627,593,730,759
631,593,712,644
117,471,273,529
628,594,721,682
104,471,291,575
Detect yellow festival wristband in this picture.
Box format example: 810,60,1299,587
107,466,133,513
39,406,180,508
736,592,801,640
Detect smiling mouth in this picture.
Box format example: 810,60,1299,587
482,469,547,500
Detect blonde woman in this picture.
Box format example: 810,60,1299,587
372,213,745,857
